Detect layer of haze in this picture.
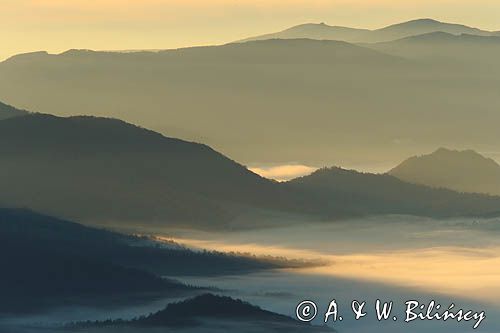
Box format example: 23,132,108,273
167,215,500,304
2,0,500,60
249,164,317,181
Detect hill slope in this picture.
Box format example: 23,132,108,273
74,294,335,333
0,113,288,226
287,167,500,218
0,208,297,277
0,208,195,313
389,148,500,196
239,18,496,43
2,112,500,226
0,101,27,120
1,208,314,313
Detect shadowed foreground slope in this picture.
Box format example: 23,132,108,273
0,208,193,313
0,208,314,313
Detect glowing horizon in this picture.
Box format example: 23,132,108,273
1,0,500,61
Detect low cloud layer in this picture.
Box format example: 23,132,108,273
249,164,317,181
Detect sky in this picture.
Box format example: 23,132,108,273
1,0,500,60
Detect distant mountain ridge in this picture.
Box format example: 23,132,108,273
389,148,500,196
2,32,500,168
3,38,399,66
239,18,499,43
368,32,500,64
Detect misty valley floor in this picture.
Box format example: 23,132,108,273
5,215,500,333
150,216,500,333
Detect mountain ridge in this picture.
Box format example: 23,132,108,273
0,101,28,120
238,18,498,43
3,32,500,168
2,108,500,227
287,166,500,218
389,148,500,196
1,38,401,66
365,31,500,65
0,208,196,313
1,206,316,314
0,112,280,226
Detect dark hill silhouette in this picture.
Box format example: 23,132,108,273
138,294,295,326
0,208,194,313
0,113,287,226
74,294,335,332
1,112,500,226
0,208,316,313
389,148,500,196
0,208,300,280
239,18,496,43
0,101,27,120
287,167,500,218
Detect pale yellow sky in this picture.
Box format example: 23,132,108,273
1,0,500,60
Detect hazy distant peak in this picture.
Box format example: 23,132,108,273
380,18,445,29
239,18,495,43
398,31,456,40
288,22,333,29
433,147,490,156
429,147,499,165
284,22,367,32
60,49,98,56
399,147,500,167
3,50,49,63
389,148,500,196
411,18,441,23
387,31,500,44
237,22,370,43
378,18,483,32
